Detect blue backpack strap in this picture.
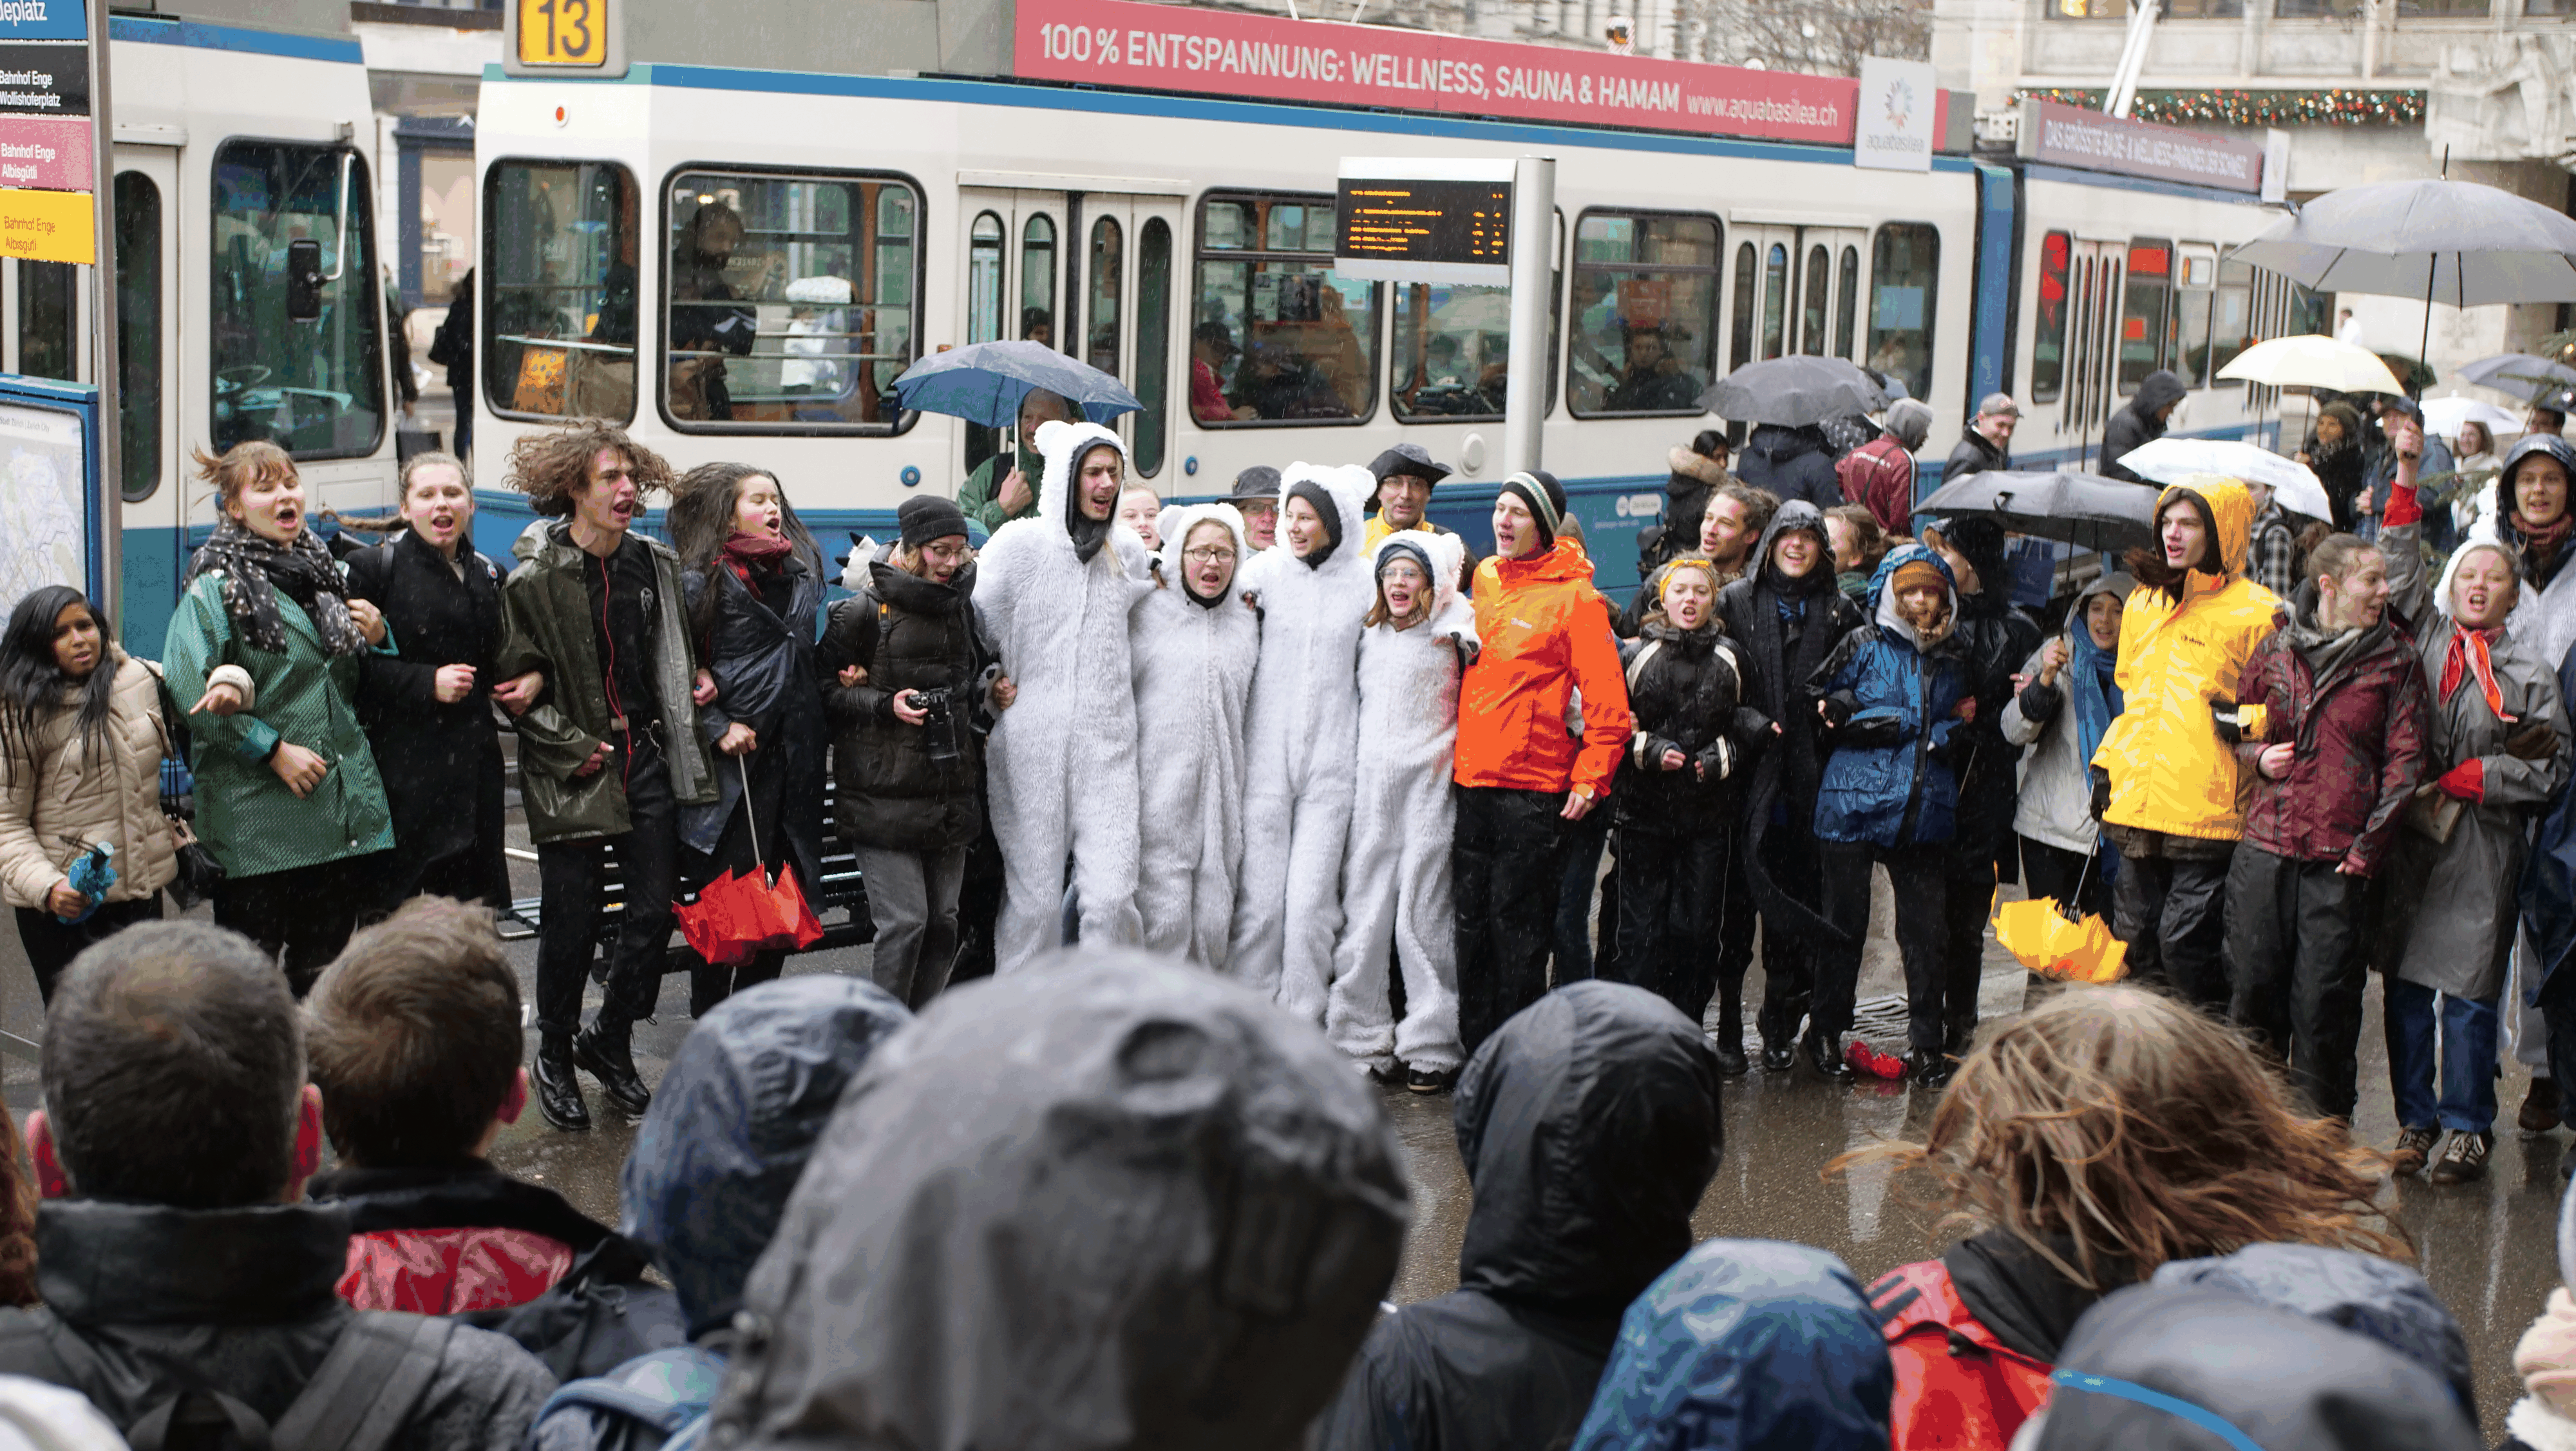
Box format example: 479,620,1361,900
535,1345,727,1437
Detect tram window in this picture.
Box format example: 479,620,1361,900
484,158,637,424
1728,241,1756,373
1569,210,1720,418
1135,217,1171,477
1866,222,1938,403
2174,245,2217,386
211,142,385,458
1758,245,1788,361
1799,246,1828,356
115,173,162,502
1021,215,1056,347
2210,256,2255,383
2031,230,2070,403
1190,191,1377,426
661,169,921,433
2117,238,2172,394
17,262,73,383
1392,281,1560,423
1088,216,1122,377
968,213,1005,344
1835,245,1859,360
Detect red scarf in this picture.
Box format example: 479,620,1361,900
2439,625,2517,724
719,530,795,584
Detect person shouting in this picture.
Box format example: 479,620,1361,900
1327,530,1477,1090
1130,503,1259,969
1231,463,1375,1019
2227,532,2427,1123
1452,470,1632,1054
974,418,1150,968
2488,432,2576,672
2091,479,2282,1011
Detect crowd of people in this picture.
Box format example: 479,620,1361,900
11,376,2576,1443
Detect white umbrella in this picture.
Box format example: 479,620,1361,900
2421,395,2523,442
2227,179,2576,308
2214,335,2407,395
2118,437,2334,523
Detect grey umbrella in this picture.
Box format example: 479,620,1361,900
2228,180,2576,308
1696,355,1887,427
1917,469,2156,554
2458,352,2576,410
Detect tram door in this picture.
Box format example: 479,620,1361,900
958,189,1071,482
1724,223,1871,376
2059,238,2128,468
1069,193,1182,486
111,143,182,644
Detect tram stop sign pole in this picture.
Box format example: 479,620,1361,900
1335,155,1556,476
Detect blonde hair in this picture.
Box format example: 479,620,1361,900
1831,986,2405,1291
398,450,469,497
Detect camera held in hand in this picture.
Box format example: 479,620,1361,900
913,686,961,766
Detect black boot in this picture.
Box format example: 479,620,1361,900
1711,1005,1749,1076
1759,1039,1797,1072
1803,1029,1850,1080
1910,1051,1957,1089
573,1019,652,1116
532,1036,591,1132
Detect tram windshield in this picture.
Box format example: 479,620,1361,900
663,171,918,432
209,141,386,459
485,159,639,423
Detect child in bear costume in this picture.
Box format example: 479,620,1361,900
1130,502,1260,969
972,419,1153,969
1229,462,1377,1016
1324,530,1478,1086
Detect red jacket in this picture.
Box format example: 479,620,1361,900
1455,538,1633,799
1838,437,1920,535
308,1164,605,1316
1871,1260,2054,1450
2234,609,2431,875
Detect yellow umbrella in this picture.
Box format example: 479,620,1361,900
1993,896,2128,985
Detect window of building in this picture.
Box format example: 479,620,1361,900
1191,192,1378,425
2210,256,2255,382
2054,0,2241,16
661,169,918,432
2031,230,2070,403
484,158,637,422
2117,238,2171,394
1569,210,1721,417
213,141,385,457
1866,222,1938,402
1135,217,1172,477
2529,0,2575,18
2396,0,2491,15
115,172,160,502
2271,0,2359,16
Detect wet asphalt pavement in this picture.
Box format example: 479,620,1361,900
0,850,2562,1440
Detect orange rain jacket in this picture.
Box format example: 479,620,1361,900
1454,538,1633,799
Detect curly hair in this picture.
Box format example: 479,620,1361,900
502,419,674,518
1830,986,2406,1292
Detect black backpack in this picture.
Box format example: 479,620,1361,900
462,1238,687,1383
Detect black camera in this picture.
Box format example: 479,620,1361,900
913,686,961,766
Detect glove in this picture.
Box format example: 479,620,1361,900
2088,766,2112,820
1696,739,1737,782
2437,758,2485,802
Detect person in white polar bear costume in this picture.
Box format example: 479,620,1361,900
1229,462,1376,1014
1324,529,1477,1088
971,418,1151,970
1129,502,1260,969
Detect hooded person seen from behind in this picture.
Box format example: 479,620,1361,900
2099,370,2186,484
705,950,1410,1451
1318,980,1724,1451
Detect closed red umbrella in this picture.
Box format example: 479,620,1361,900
675,761,824,967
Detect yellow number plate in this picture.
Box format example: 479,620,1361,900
516,0,607,68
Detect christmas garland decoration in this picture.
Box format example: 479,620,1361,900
2012,86,2425,126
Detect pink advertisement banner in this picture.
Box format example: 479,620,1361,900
0,113,87,193
1012,0,1884,147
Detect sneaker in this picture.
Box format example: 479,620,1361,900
2389,1126,2438,1177
1405,1066,1457,1095
2523,1079,2562,1135
2427,1130,2493,1186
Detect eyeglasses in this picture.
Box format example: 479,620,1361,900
1184,547,1238,565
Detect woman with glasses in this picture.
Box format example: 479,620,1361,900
1129,504,1259,969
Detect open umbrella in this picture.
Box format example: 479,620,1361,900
2214,334,2407,396
2422,395,2524,442
1696,355,1886,426
889,339,1142,427
2116,437,2334,524
2228,180,2576,308
1917,469,2155,553
2458,352,2576,411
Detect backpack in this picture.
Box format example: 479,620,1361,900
462,1238,687,1383
526,1345,727,1451
0,1308,455,1451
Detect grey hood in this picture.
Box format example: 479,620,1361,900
2150,1243,2474,1419
708,949,1410,1451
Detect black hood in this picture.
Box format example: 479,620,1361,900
308,1162,611,1257
2129,369,2187,423
1745,422,1827,464
2036,1285,2480,1451
709,949,1410,1451
1754,500,1837,597
1932,515,2011,603
1455,980,1723,1314
866,555,974,616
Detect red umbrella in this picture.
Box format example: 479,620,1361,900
675,760,824,966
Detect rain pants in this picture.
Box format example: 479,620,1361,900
1130,503,1260,968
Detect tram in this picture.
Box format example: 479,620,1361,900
464,6,2297,592
38,10,404,651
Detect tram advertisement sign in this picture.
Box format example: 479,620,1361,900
1014,0,1874,147
0,0,90,264
2016,97,2264,195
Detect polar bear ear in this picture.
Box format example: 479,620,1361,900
1032,419,1073,455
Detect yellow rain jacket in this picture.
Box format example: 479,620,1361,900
2091,479,2285,842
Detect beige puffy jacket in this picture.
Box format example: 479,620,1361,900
0,650,178,910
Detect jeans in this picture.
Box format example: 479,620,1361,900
2114,843,2232,1012
214,851,393,997
2385,976,2500,1133
14,896,162,1004
2226,846,2368,1120
1454,785,1569,1056
1820,841,1949,1055
1553,808,1610,982
857,844,969,1010
535,743,677,1041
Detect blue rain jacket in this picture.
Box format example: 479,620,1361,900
1811,545,1971,848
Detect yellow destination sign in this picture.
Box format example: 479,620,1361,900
516,0,607,68
0,187,90,265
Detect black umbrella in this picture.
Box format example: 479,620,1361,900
1917,469,2155,553
1696,356,1886,427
